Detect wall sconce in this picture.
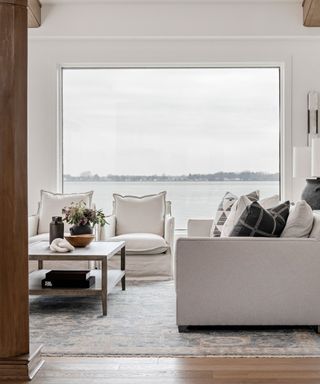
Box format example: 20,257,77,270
308,91,319,143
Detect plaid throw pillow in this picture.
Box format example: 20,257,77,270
211,190,259,237
230,201,290,237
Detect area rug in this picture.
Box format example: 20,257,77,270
30,281,320,357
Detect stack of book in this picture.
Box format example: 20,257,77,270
42,270,95,288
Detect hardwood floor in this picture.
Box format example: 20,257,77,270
7,356,320,383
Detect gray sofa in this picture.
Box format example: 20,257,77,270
175,214,320,332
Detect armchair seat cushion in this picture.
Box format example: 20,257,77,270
109,233,169,255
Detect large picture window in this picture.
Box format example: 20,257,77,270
62,67,280,229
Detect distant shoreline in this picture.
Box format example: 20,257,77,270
64,172,279,183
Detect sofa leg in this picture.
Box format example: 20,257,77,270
316,326,320,334
178,326,189,333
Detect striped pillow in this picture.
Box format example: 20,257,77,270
211,190,259,237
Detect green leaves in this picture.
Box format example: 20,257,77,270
62,201,107,227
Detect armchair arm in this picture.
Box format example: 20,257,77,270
28,215,39,237
187,219,214,237
99,215,116,240
164,215,175,250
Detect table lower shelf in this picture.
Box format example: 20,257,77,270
29,269,125,296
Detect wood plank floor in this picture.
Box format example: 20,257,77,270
13,357,320,383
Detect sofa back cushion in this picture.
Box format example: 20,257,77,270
113,191,166,236
38,190,93,234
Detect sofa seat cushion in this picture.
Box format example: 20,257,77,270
113,192,166,236
109,233,169,255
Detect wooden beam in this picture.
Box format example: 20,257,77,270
28,0,41,28
303,0,320,27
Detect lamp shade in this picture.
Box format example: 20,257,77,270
312,137,320,177
293,146,311,178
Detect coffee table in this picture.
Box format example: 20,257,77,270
28,241,126,316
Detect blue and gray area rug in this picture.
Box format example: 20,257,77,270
30,281,320,357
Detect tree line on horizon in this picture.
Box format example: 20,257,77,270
64,171,279,182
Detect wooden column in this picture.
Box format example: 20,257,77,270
0,0,43,379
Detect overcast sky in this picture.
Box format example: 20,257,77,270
63,67,279,176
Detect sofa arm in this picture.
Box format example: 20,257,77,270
28,215,39,237
165,215,175,250
187,219,213,237
99,215,116,240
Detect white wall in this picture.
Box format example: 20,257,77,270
28,0,320,213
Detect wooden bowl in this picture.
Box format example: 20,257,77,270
65,234,95,248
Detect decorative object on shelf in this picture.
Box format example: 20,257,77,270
308,91,319,143
41,270,95,289
302,137,320,209
62,200,107,236
65,234,95,248
49,216,64,244
50,238,75,253
293,138,320,209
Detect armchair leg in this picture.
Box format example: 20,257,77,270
316,326,320,334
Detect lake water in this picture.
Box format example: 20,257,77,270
64,181,279,229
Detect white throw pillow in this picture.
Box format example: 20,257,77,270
281,200,313,238
38,190,93,234
113,191,166,236
260,194,280,209
221,195,252,237
309,212,320,239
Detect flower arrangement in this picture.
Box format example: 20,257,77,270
62,201,107,229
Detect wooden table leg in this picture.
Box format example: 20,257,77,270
121,246,126,291
101,259,108,316
38,260,43,270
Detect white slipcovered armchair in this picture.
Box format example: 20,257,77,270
28,190,95,271
28,190,94,243
99,191,175,280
